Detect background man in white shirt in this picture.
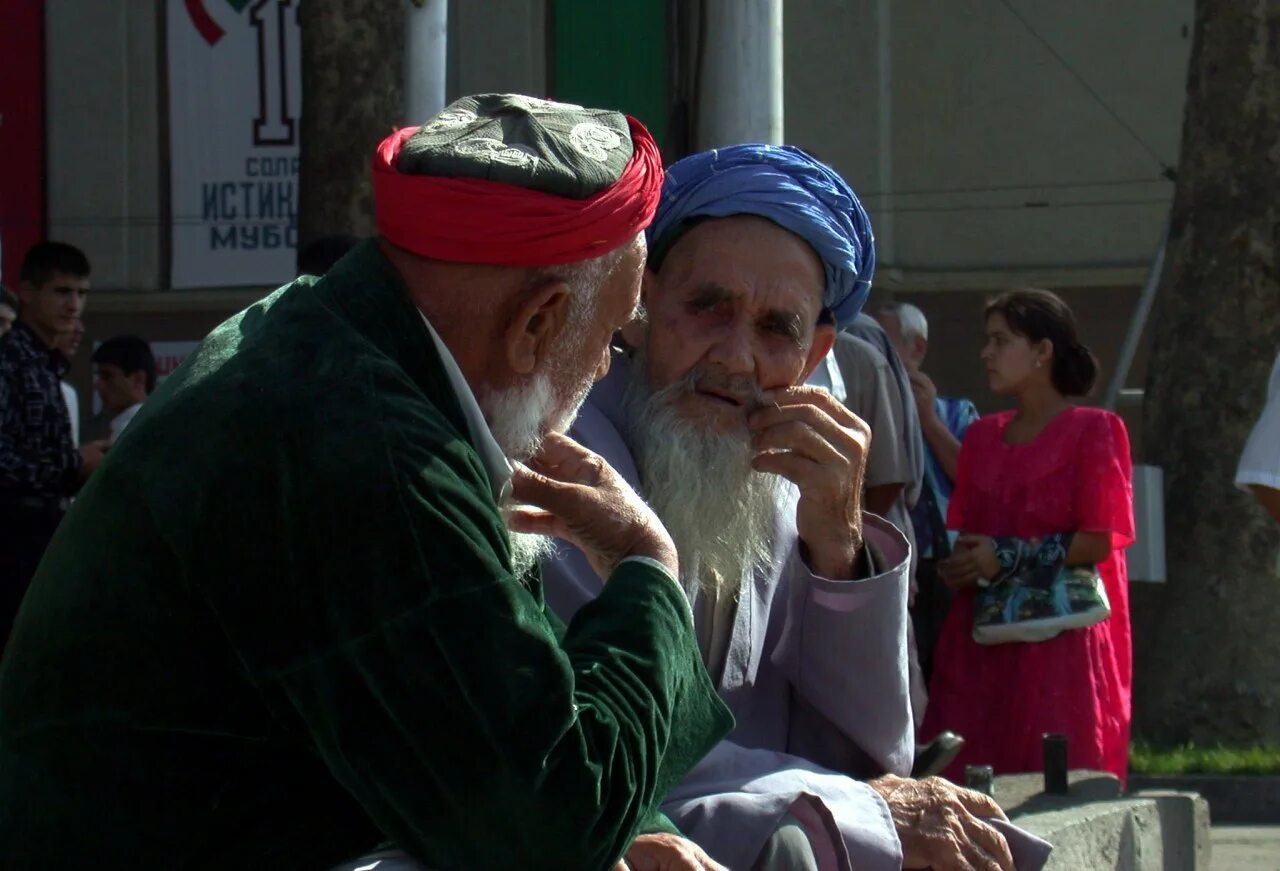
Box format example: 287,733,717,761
1236,351,1280,523
90,335,155,444
52,319,85,446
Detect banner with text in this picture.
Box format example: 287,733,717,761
168,0,302,288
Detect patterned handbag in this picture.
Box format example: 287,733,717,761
971,533,1110,645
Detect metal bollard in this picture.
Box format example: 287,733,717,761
1043,733,1069,794
964,764,995,797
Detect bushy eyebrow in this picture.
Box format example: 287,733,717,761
758,309,804,341
688,282,806,340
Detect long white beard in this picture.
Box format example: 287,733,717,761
482,367,596,580
622,354,782,599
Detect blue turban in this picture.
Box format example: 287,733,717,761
647,144,875,330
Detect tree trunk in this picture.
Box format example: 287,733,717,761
1134,0,1280,745
298,2,405,247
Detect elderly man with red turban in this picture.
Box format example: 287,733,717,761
0,95,732,870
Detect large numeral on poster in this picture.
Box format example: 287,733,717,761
250,0,296,145
169,0,302,287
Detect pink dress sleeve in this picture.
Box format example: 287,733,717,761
1075,411,1135,549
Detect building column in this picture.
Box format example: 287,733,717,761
695,0,783,148
404,0,448,123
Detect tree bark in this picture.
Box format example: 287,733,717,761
1134,0,1280,744
298,2,405,247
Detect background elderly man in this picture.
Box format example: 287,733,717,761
0,95,733,870
875,301,981,683
875,301,980,527
542,146,1050,871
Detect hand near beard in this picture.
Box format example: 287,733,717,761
507,433,679,581
747,386,870,578
908,369,940,422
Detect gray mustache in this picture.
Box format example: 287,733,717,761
657,367,768,410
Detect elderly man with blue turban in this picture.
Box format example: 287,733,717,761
539,146,1051,871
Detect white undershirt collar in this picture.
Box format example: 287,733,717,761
418,310,513,503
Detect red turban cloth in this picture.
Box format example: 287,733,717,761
373,116,663,268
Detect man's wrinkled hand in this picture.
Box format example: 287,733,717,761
909,369,939,420
508,432,679,581
870,774,1014,871
613,833,728,871
747,386,869,579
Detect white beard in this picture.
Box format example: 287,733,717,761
622,353,782,600
482,373,556,464
482,366,596,581
507,531,559,582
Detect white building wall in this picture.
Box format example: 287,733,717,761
45,1,163,291
43,1,1192,289
786,0,1193,275
454,0,547,98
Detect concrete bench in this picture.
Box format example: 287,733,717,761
992,771,1210,870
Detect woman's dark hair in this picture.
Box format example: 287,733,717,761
985,288,1099,397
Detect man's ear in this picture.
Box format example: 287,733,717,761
913,335,929,365
799,323,837,382
503,277,573,376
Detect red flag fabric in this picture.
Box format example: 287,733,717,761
373,116,663,267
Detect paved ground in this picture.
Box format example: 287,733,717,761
1211,825,1280,870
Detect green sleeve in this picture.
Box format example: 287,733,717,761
252,390,731,870
540,572,694,844
636,808,682,837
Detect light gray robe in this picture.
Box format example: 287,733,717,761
542,353,1052,871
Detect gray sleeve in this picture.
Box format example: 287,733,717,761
864,358,912,488
769,514,914,777
835,337,911,489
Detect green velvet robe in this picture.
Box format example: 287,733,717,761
0,241,732,870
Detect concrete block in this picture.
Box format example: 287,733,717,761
1013,791,1210,870
995,770,1121,817
1128,775,1280,824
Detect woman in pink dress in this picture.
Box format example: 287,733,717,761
921,289,1134,782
